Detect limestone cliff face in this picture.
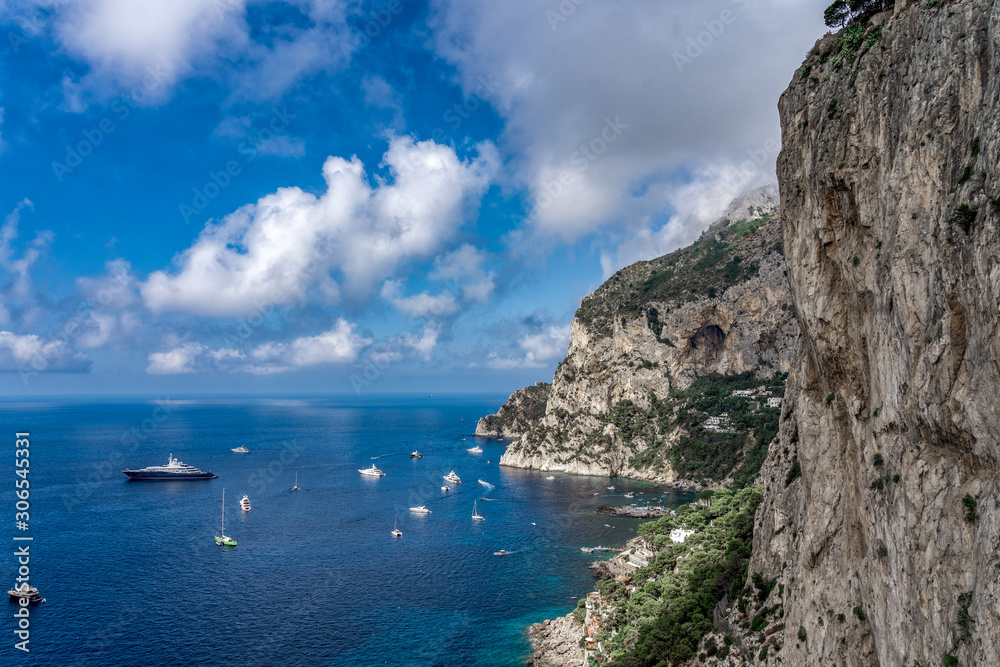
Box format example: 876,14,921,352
475,382,550,438
752,2,1000,665
496,187,800,485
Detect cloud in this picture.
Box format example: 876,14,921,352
486,324,570,369
256,135,306,158
430,0,826,245
428,244,495,304
3,0,356,104
141,136,497,317
0,199,51,326
381,280,460,318
404,322,440,361
249,318,372,370
73,259,143,349
147,342,205,375
0,331,90,373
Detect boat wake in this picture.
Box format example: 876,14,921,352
477,480,494,490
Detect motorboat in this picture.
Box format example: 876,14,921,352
467,445,483,453
231,446,251,454
409,506,432,514
493,550,508,556
359,464,385,477
7,585,43,603
239,495,252,512
410,451,423,458
391,515,402,538
545,475,555,480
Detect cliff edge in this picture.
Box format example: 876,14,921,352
752,2,1000,665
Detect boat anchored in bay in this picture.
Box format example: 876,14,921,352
123,454,217,480
215,489,237,546
444,470,461,485
239,495,253,512
359,464,385,477
231,446,251,454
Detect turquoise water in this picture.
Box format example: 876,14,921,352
0,396,694,666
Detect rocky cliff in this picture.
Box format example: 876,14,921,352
751,2,1000,665
475,382,551,438
494,186,800,487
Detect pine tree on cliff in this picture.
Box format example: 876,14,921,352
824,0,894,28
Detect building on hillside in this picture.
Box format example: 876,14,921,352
767,397,783,409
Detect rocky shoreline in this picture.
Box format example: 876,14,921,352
526,613,585,667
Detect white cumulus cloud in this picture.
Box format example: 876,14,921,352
147,342,205,374
249,318,372,371
141,136,497,317
487,324,570,370
0,331,90,373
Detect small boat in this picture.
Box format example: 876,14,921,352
410,451,423,458
391,514,402,538
493,550,508,556
624,492,635,498
607,486,615,491
604,524,613,528
531,522,537,526
292,472,298,491
409,506,432,514
472,500,485,521
7,585,43,603
215,489,237,546
477,479,493,488
239,495,252,512
467,445,483,453
231,446,251,454
441,486,449,492
545,475,555,480
444,471,461,485
496,438,503,441
359,464,385,477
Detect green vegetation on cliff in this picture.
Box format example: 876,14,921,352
597,486,765,666
575,213,781,338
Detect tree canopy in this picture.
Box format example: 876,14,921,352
824,0,894,28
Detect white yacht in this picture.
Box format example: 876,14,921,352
545,475,555,480
444,470,461,485
467,445,483,453
359,464,385,477
239,495,253,512
231,446,251,454
409,506,432,514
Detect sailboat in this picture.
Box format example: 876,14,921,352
472,500,485,521
215,489,237,546
391,514,402,538
292,472,298,491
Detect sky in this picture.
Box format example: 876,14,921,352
0,0,829,397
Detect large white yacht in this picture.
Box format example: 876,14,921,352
239,495,253,512
443,470,461,485
359,464,385,477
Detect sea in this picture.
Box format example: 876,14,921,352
1,395,695,666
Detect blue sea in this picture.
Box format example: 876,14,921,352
1,396,694,666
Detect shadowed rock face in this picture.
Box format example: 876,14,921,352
752,2,1000,665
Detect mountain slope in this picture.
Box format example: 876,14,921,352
490,187,800,488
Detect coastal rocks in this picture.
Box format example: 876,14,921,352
476,382,551,438
526,613,585,667
751,2,1000,665
496,186,799,483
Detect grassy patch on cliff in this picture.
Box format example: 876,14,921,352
630,372,785,486
478,382,551,435
600,486,764,666
574,214,779,337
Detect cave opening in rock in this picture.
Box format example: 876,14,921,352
689,324,727,359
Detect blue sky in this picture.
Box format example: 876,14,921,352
0,0,827,396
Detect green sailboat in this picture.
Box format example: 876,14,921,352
215,488,237,546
